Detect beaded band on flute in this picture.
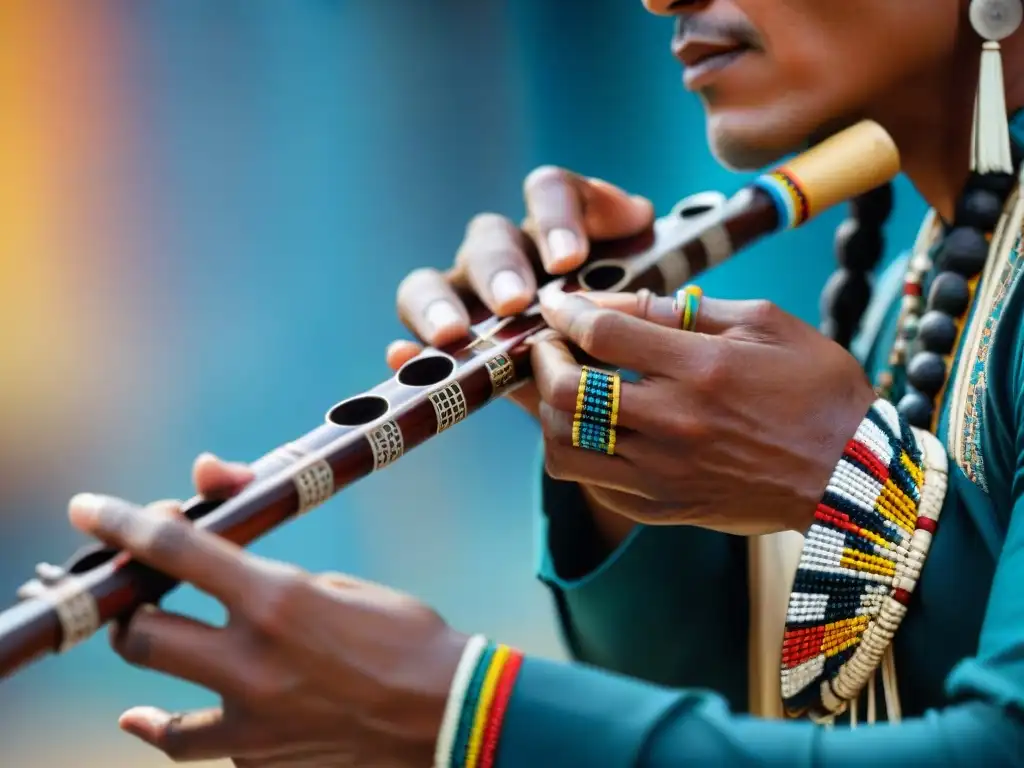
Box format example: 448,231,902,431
0,119,901,682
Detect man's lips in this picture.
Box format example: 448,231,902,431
672,37,751,90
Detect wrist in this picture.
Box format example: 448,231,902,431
796,384,879,531
434,635,525,768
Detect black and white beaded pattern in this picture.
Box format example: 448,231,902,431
367,421,404,471
292,459,334,515
429,382,468,433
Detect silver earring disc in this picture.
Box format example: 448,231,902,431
971,0,1023,41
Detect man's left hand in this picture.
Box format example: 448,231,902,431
67,473,465,766
533,288,876,535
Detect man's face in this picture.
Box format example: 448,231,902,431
644,0,963,169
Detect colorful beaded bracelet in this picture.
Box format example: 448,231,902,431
780,398,948,719
434,635,525,768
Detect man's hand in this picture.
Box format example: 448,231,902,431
531,289,876,535
68,458,466,766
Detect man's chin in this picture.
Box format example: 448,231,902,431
706,121,794,172
707,133,788,172
704,110,853,172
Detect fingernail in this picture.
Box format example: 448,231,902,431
540,289,567,311
196,451,219,463
490,270,528,308
122,706,170,727
119,706,171,740
424,300,463,334
546,228,582,270
68,493,104,526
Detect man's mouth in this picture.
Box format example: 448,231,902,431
673,37,752,91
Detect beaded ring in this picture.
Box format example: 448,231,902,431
674,285,703,332
571,366,620,455
780,399,946,719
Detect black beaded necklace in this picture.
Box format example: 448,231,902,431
897,170,1016,428
819,183,895,350
820,165,1020,431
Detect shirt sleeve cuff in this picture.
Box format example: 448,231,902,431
494,656,687,768
534,460,646,590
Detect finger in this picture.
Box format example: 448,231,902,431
396,267,471,347
576,178,655,240
583,290,769,336
584,485,675,524
111,606,239,694
539,290,712,376
543,439,654,497
192,453,254,500
314,570,378,589
119,706,252,762
580,289,683,330
386,339,423,370
455,213,537,316
538,401,647,461
524,170,654,274
68,494,256,606
531,336,652,430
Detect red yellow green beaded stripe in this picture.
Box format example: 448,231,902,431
436,637,525,768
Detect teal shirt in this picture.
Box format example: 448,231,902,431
496,202,1024,762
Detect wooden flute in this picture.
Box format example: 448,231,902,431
0,120,900,681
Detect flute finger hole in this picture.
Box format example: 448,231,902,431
670,191,726,220
325,394,391,427
578,262,627,292
396,353,456,387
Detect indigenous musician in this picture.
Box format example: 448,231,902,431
63,0,1024,764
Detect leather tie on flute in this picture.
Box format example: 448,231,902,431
0,120,900,682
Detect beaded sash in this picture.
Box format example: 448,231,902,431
779,400,948,719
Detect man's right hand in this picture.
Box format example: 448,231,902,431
388,166,654,418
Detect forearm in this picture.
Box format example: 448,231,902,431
494,658,1024,767
537,468,749,699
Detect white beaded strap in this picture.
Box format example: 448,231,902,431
433,634,488,768
827,427,947,713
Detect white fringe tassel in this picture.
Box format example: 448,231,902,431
972,41,1014,175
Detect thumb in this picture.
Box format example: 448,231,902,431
192,452,255,499
120,706,252,761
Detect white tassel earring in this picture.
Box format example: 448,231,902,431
969,0,1022,175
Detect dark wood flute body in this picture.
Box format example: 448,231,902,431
0,121,902,680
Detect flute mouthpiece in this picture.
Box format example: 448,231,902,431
775,121,900,221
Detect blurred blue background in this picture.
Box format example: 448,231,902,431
0,2,925,765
